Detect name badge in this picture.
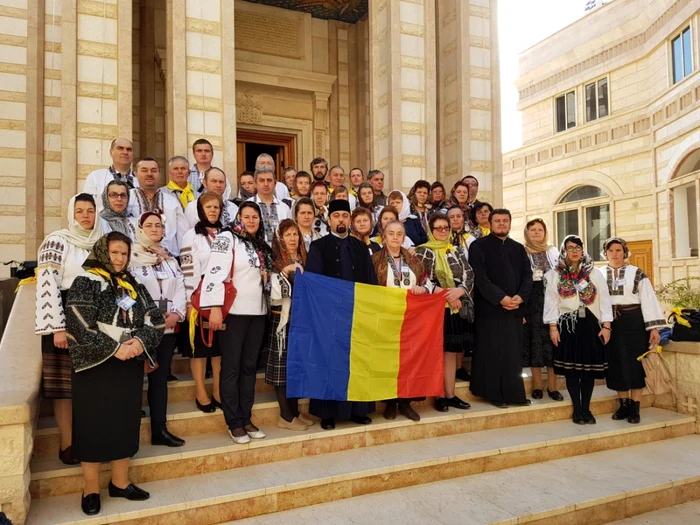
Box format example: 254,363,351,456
533,269,544,281
116,294,136,311
614,278,626,289
155,269,169,280
157,299,169,314
576,279,589,292
119,330,133,343
578,305,586,318
401,263,410,273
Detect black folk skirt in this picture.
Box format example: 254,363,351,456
265,307,288,387
606,307,647,391
523,281,554,368
71,356,144,463
444,309,474,355
41,291,72,399
553,308,607,379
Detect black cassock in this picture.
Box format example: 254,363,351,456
468,234,533,403
305,233,378,419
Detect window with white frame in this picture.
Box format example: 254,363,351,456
672,26,693,84
555,91,576,132
673,183,699,258
555,185,611,261
585,78,609,122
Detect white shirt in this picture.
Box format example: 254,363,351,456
35,235,90,334
603,264,666,330
180,228,216,303
130,258,187,334
200,231,267,316
543,267,613,326
127,189,189,256
83,167,138,212
275,181,291,201
184,199,238,229
246,194,292,245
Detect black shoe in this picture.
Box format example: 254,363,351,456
547,389,564,401
612,398,630,420
532,389,543,400
398,403,421,421
455,368,471,382
435,397,449,412
211,398,222,410
628,400,641,424
583,411,597,424
510,399,533,406
151,428,185,447
321,418,335,430
81,493,101,515
167,374,178,383
108,481,150,501
572,412,586,425
141,410,147,418
491,401,508,409
195,399,216,413
383,402,397,420
58,445,80,465
446,396,471,410
205,369,213,379
349,416,372,425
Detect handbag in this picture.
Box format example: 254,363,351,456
639,349,676,397
190,263,237,348
458,295,475,322
668,308,700,342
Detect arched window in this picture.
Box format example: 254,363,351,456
671,148,700,258
555,185,611,261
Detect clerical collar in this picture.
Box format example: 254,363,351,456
331,231,349,239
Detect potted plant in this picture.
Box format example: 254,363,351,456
657,277,700,341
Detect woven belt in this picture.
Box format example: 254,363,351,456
614,304,640,319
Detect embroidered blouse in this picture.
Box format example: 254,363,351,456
65,273,164,372
603,265,665,330
528,247,559,282
130,258,187,334
416,245,474,296
200,231,268,316
543,268,613,326
35,235,90,335
180,228,217,303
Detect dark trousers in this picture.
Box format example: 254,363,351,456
147,333,176,431
218,314,266,430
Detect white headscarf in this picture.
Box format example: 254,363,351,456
130,212,172,267
50,195,104,251
389,190,412,222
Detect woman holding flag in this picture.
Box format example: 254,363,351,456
416,214,474,413
372,221,433,421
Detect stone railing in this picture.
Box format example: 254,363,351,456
658,341,700,430
0,284,41,524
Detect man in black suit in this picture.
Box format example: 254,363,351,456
305,199,377,429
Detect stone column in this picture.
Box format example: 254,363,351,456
436,0,501,204
369,0,437,191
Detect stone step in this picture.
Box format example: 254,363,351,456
30,380,610,456
607,499,700,524
25,414,698,525
30,390,679,500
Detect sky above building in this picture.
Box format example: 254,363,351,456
498,0,594,153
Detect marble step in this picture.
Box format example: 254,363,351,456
30,391,680,499
607,499,700,524
31,381,619,456
26,412,697,525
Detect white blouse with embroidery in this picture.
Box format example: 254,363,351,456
130,258,187,334
543,267,613,326
603,264,666,330
35,235,90,335
200,231,267,316
179,228,216,303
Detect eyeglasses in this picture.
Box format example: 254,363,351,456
108,193,128,199
432,226,450,232
565,246,583,253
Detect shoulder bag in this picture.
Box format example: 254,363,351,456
190,262,237,349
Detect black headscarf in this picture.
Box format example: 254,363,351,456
194,192,223,237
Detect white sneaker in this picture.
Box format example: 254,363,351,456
228,429,250,444
246,428,266,439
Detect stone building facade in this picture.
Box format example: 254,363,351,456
0,0,501,276
503,0,699,284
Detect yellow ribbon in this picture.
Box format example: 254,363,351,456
189,307,198,354
637,345,663,361
166,180,195,210
86,268,137,299
671,307,692,328
15,268,37,292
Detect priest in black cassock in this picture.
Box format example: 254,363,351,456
469,209,533,408
305,199,377,429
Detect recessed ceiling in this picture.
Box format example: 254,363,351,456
243,0,368,24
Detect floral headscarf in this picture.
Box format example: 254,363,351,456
556,234,597,305
83,232,139,298
271,219,307,275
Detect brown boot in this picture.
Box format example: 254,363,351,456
398,402,420,421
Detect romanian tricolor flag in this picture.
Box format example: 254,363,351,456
286,271,446,402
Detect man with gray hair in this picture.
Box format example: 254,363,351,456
255,153,291,202
247,165,292,244
164,156,198,211
83,137,139,212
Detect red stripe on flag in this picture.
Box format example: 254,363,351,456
397,291,446,399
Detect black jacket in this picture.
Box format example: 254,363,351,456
306,234,378,285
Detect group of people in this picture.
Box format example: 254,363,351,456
34,136,666,516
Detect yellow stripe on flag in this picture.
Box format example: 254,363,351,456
347,283,407,401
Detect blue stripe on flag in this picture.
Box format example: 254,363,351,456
286,271,354,401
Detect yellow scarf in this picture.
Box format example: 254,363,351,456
166,180,195,210
419,231,458,312
87,268,137,299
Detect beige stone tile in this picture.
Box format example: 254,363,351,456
276,481,352,511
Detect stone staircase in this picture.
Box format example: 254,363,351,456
25,356,699,524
